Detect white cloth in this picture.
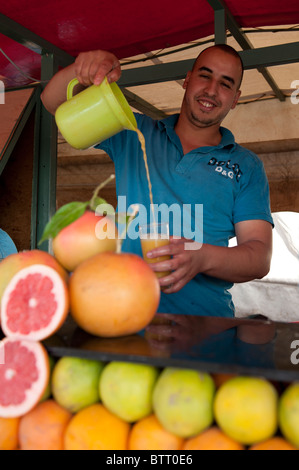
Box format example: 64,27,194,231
230,212,299,322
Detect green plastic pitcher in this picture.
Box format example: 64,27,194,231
55,77,137,150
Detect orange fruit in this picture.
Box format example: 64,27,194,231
69,252,160,337
0,416,20,450
128,414,184,450
0,338,50,418
53,211,118,272
1,264,69,341
250,437,297,450
19,399,72,450
182,426,245,450
64,403,130,450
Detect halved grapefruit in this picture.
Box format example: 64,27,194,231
0,250,68,304
0,337,50,418
1,264,69,341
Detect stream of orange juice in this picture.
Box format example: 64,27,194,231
136,128,155,217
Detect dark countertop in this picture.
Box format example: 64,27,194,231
37,313,299,383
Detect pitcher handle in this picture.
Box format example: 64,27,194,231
67,78,79,100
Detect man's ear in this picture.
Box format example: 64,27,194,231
183,71,192,90
231,89,242,109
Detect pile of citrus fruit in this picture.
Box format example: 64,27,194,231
0,351,299,450
0,204,298,450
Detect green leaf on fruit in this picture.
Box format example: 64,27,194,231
91,197,114,215
39,201,89,245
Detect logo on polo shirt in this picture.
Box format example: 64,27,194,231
208,158,243,182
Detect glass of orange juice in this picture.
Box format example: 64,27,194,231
139,222,171,278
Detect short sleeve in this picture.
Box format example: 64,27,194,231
233,159,274,227
0,229,18,260
95,135,120,162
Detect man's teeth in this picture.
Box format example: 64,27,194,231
199,100,214,108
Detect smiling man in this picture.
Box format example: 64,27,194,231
176,45,243,152
41,44,273,318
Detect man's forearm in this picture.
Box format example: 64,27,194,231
200,241,272,283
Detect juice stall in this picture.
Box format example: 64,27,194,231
1,0,299,452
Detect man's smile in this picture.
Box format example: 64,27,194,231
196,97,219,112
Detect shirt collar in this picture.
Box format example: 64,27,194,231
158,114,236,153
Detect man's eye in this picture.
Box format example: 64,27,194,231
221,82,231,89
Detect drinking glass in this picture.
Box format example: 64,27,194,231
139,222,171,278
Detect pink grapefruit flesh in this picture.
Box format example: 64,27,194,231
0,337,50,418
1,264,69,341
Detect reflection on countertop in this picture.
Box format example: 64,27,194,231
40,313,299,383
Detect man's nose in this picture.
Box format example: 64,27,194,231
204,78,218,96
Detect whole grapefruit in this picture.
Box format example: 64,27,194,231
152,368,215,438
99,361,159,422
279,383,299,449
69,252,160,337
51,356,105,413
52,211,118,272
214,376,278,445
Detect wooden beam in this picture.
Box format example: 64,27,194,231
119,42,299,87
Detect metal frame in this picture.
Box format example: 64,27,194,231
32,53,59,252
206,0,285,101
119,41,299,86
0,15,72,251
0,86,38,176
0,5,299,251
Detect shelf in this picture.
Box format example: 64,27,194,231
36,313,299,384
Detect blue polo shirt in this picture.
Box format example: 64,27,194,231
0,229,17,260
96,113,273,317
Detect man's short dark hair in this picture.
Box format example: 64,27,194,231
194,44,244,88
